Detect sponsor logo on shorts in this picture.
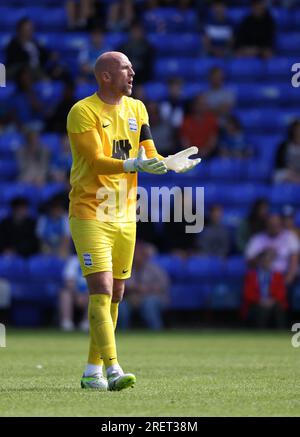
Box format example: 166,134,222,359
128,118,138,132
83,253,93,267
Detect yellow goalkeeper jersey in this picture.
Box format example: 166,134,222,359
67,92,162,222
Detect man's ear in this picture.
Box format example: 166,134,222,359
102,71,111,82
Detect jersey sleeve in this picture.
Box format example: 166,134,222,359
137,100,164,160
67,103,124,175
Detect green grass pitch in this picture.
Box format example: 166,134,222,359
0,329,300,416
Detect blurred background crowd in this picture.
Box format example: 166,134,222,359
0,0,300,331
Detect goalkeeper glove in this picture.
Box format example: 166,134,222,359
163,146,201,173
124,146,168,174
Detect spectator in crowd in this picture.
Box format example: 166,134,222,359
49,135,72,183
106,0,135,32
16,128,49,186
218,115,252,158
203,0,234,57
281,205,300,242
36,194,71,258
0,197,39,257
119,22,154,83
5,17,48,80
204,67,236,121
160,77,185,129
46,82,77,133
236,198,269,253
78,28,112,82
65,0,94,30
245,213,300,289
235,0,276,58
180,94,219,158
241,248,288,328
9,67,47,130
59,255,89,332
197,204,230,257
118,241,169,330
146,101,175,156
160,191,198,257
275,119,300,184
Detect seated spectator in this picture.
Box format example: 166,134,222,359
119,22,154,83
236,198,269,253
5,17,48,80
49,135,72,183
146,101,175,156
180,94,219,158
241,249,288,328
107,0,135,32
281,204,300,241
59,255,88,331
65,0,94,30
46,82,76,133
118,241,169,330
37,195,71,258
78,28,112,82
9,67,47,131
275,119,300,184
204,67,236,121
245,213,300,291
218,115,252,158
203,0,234,57
235,0,276,58
197,204,230,257
0,197,39,257
160,191,198,257
160,77,185,128
16,128,49,186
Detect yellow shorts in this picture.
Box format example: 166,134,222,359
69,217,136,279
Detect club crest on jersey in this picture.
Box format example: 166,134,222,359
83,253,93,267
128,118,138,132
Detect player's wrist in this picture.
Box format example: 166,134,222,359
123,158,138,173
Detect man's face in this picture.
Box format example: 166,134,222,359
108,55,135,97
267,215,282,237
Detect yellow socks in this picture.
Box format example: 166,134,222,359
110,301,119,330
87,301,120,366
88,294,118,368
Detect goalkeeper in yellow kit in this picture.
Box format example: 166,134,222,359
67,51,200,391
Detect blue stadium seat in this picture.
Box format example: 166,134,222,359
143,7,198,33
245,160,272,182
0,159,18,181
0,32,10,50
221,183,269,206
225,256,247,279
271,8,293,30
206,158,243,181
28,255,65,282
34,81,63,106
236,110,283,133
169,284,209,309
228,59,264,81
277,33,300,54
154,57,196,80
152,254,185,281
266,57,298,80
38,182,67,204
143,82,168,101
183,82,206,99
0,255,27,281
75,83,97,100
1,183,40,206
41,133,62,154
209,282,242,310
233,83,281,107
270,184,300,207
0,132,23,158
148,33,200,56
185,256,225,280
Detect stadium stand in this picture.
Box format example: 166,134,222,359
0,0,300,327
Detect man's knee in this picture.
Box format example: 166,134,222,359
86,272,113,295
